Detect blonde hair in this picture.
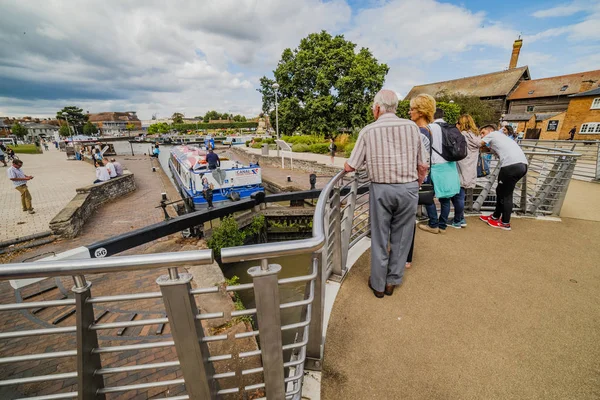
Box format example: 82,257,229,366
410,94,435,123
457,114,479,136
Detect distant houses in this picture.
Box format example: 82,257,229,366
88,112,141,135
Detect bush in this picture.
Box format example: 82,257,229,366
206,216,245,259
251,143,262,149
253,137,263,142
292,143,310,152
309,143,330,154
282,135,323,146
344,142,356,157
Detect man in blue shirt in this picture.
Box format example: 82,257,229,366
205,148,220,170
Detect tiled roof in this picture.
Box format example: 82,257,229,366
508,70,600,100
535,112,563,121
503,113,533,121
404,66,530,99
88,112,140,122
570,87,600,97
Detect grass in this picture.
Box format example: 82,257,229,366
11,144,41,154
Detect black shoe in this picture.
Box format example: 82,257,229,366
368,277,384,298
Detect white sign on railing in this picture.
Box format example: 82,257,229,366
275,140,293,169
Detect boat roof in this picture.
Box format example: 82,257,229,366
171,145,208,170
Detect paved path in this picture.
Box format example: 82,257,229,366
0,149,95,242
322,181,600,400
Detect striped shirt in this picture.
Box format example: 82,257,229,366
347,113,429,183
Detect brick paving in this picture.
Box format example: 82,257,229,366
0,148,95,242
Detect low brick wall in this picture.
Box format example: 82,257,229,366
229,147,342,176
49,172,136,238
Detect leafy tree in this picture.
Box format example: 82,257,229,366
148,122,170,134
125,123,136,134
171,112,184,124
59,125,70,137
83,122,99,136
203,110,223,123
396,100,461,124
433,91,496,127
232,114,248,122
258,31,388,135
11,122,28,138
56,106,88,135
194,115,204,120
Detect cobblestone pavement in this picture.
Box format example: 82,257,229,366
0,149,95,242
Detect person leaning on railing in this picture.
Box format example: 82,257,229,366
478,124,528,231
344,89,429,298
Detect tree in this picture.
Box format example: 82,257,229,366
83,122,99,136
434,91,496,127
148,122,170,134
125,123,136,135
56,106,88,135
258,31,389,135
203,110,222,123
11,123,28,139
171,112,184,124
59,125,70,138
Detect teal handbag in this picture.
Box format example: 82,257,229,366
430,162,460,199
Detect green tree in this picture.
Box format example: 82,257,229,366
434,91,496,127
59,125,70,137
396,100,461,124
11,123,28,139
171,112,184,124
56,106,88,135
258,31,389,135
125,123,136,135
203,110,222,123
83,122,98,136
148,122,170,134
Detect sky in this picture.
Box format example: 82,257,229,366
0,0,599,120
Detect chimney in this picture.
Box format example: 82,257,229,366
579,80,595,93
509,38,523,69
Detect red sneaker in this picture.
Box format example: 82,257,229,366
479,214,491,223
487,218,511,231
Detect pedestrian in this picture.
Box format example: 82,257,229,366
93,159,111,184
417,107,461,234
92,148,103,163
502,125,517,140
53,140,58,149
201,176,214,209
448,114,482,228
104,158,117,178
205,148,220,170
0,143,7,167
43,141,49,151
111,158,124,176
329,137,337,165
7,159,35,214
406,93,436,269
152,146,160,158
344,89,428,298
568,126,576,140
479,124,528,230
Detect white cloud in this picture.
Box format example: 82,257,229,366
532,3,584,18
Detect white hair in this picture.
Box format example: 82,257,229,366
373,89,399,113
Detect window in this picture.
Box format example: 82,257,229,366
580,123,600,134
592,98,600,109
560,85,568,91
527,106,535,112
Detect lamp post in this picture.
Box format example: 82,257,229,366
272,82,280,156
61,113,73,141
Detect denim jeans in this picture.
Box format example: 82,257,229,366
451,187,465,224
425,198,451,230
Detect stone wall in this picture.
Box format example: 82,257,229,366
49,172,136,238
229,147,341,176
561,96,600,140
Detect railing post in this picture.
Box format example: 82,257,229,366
330,189,343,278
305,254,324,371
72,276,106,400
248,260,285,399
595,142,600,181
519,172,528,212
157,270,217,399
340,175,358,275
473,160,500,212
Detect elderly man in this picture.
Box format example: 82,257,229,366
345,90,429,298
111,158,124,176
7,159,35,214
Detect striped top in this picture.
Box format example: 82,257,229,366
347,113,428,183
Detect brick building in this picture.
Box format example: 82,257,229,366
558,88,600,140
88,112,141,135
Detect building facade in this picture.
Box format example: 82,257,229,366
88,112,142,135
24,123,59,141
559,88,600,140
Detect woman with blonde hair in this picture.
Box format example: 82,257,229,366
450,114,482,228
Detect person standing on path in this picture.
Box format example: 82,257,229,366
7,159,35,214
345,89,429,298
478,124,528,231
329,137,337,165
0,143,7,167
568,126,576,140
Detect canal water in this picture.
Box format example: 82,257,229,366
110,141,313,346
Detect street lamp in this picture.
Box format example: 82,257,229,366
61,113,73,141
272,83,280,156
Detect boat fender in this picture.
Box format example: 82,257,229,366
229,191,241,202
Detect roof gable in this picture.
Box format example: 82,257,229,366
508,70,600,100
404,66,530,100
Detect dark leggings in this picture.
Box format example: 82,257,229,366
493,163,528,223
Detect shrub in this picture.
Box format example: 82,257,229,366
245,140,251,147
254,137,263,142
335,134,351,149
282,135,322,146
251,143,262,149
207,216,245,259
309,143,330,154
344,142,356,157
292,143,310,152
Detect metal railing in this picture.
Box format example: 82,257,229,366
520,139,599,181
0,170,369,399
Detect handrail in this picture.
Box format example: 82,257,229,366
0,250,213,280
220,170,346,263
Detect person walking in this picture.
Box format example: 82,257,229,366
568,126,576,140
345,89,428,298
450,114,482,228
329,137,337,165
418,107,461,234
7,159,35,214
0,143,7,167
478,124,528,230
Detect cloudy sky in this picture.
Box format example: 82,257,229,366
1,0,599,120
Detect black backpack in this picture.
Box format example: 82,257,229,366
432,122,467,162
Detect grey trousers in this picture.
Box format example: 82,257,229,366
369,181,419,292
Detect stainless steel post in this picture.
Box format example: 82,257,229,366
473,162,500,212
305,254,324,371
157,273,217,399
330,189,343,278
340,176,358,276
520,173,528,212
73,280,105,400
596,143,600,181
248,262,285,399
